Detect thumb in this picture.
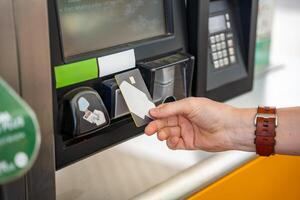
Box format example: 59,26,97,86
149,98,193,118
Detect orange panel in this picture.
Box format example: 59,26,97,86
188,155,300,200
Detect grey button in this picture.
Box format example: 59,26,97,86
215,35,221,43
229,47,235,56
228,39,233,47
216,43,222,51
220,33,225,41
227,22,231,29
222,50,228,57
218,51,223,58
214,61,219,69
221,41,226,49
212,52,218,60
230,55,236,63
219,59,224,67
227,33,233,38
225,13,230,20
210,36,216,44
224,58,229,66
211,44,217,52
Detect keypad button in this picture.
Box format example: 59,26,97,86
230,56,236,64
229,47,235,56
227,22,231,29
225,13,230,20
227,33,233,38
214,61,220,69
221,42,226,49
217,51,223,59
228,39,233,47
210,36,216,44
219,59,224,67
211,44,217,52
222,50,228,57
212,52,218,60
217,43,222,51
224,58,229,66
220,33,225,41
215,35,221,42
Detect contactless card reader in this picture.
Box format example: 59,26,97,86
60,87,110,137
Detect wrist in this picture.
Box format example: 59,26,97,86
229,108,256,152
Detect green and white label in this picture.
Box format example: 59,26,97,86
0,78,40,185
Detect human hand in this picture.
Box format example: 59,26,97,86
145,97,256,152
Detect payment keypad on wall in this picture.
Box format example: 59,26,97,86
209,12,237,70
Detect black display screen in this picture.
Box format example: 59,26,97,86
56,0,167,58
209,15,226,34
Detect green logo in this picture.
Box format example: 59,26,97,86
0,78,40,185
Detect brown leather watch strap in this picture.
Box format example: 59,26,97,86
254,106,277,156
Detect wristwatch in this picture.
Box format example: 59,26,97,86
254,106,278,156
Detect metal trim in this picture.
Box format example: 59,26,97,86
132,151,256,200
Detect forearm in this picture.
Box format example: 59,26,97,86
231,107,300,155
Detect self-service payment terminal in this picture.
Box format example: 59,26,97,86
48,0,194,168
188,0,258,101
47,0,257,169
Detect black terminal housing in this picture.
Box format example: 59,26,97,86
187,0,258,101
48,0,189,169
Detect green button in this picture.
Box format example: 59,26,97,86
0,78,40,184
55,58,99,89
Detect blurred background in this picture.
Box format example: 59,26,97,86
56,0,300,199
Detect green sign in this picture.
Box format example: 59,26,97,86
0,78,40,185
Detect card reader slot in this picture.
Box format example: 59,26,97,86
138,52,194,105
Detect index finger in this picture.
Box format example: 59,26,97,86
149,98,193,119
144,116,179,135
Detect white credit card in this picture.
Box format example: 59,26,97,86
115,69,155,127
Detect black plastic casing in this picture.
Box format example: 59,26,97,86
48,0,189,169
187,0,258,101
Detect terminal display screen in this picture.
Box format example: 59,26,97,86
57,0,167,58
209,15,226,34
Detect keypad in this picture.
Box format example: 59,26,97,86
210,32,236,69
209,13,237,69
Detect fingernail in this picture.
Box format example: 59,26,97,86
171,137,178,143
150,108,158,116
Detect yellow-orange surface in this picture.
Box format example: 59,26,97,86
188,155,300,200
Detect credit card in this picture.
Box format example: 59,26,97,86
115,69,155,127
